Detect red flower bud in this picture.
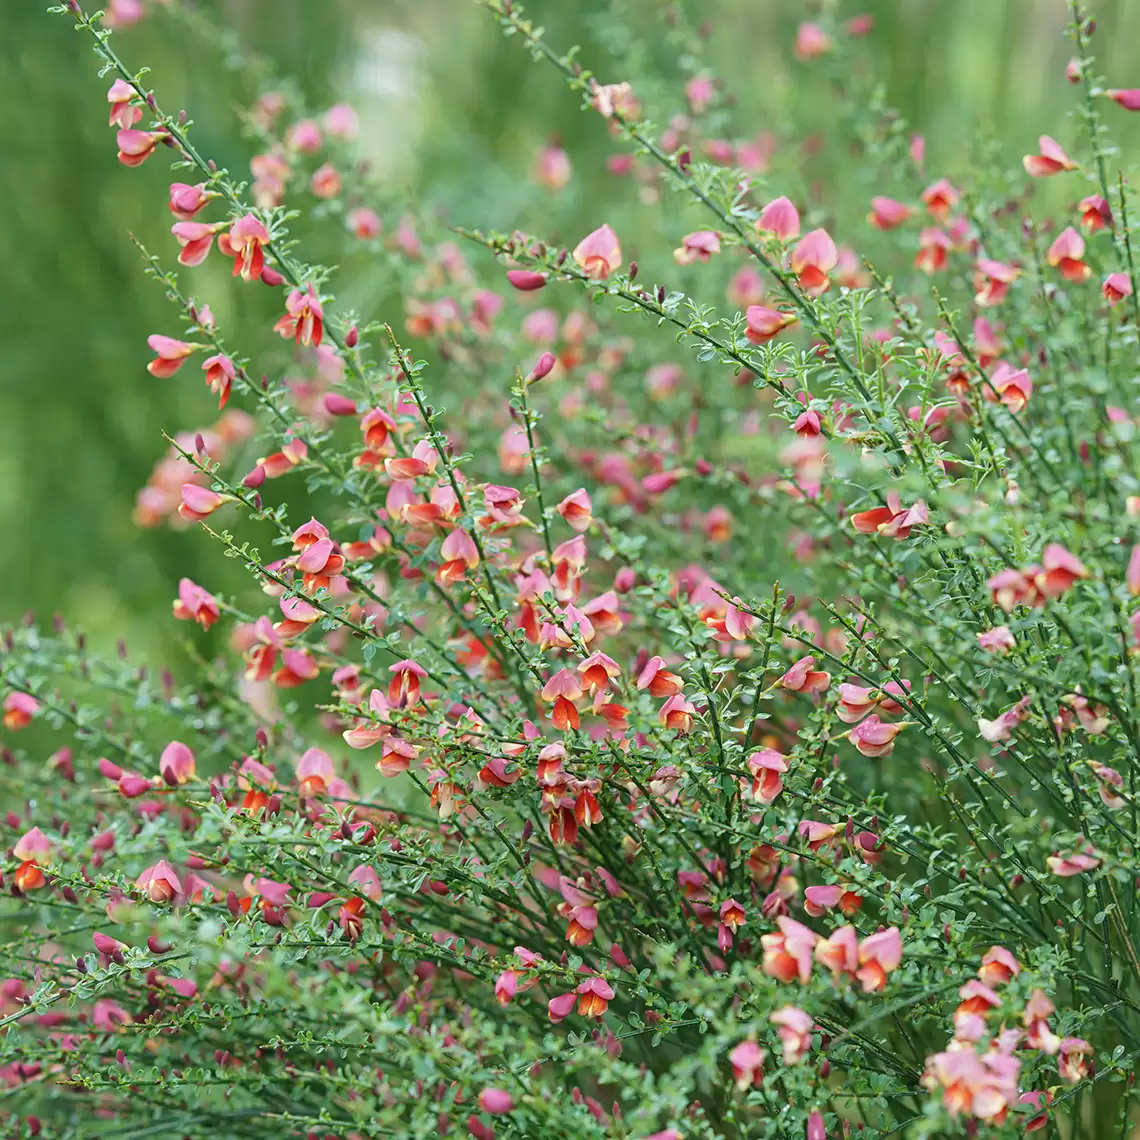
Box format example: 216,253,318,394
242,465,267,489
323,393,358,416
527,351,556,383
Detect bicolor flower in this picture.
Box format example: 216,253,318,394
756,196,801,240
745,305,797,344
790,229,838,296
147,335,198,378
1022,135,1078,177
117,128,167,167
274,285,324,347
1046,227,1091,282
219,214,271,281
573,224,622,279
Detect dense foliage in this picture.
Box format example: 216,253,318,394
3,1,1140,1137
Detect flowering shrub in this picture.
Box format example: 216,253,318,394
4,0,1140,1136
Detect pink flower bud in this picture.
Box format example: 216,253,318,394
478,1089,514,1115
345,325,359,348
323,394,358,416
118,774,152,798
527,351,556,383
98,758,123,781
507,269,548,291
242,465,267,489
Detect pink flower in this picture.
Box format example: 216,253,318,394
868,196,912,230
147,335,198,378
674,230,720,265
745,305,797,344
986,361,1033,413
978,946,1021,987
323,102,358,139
1046,226,1091,282
178,484,231,523
1022,135,1078,177
159,741,195,786
219,214,271,282
13,828,51,863
556,489,593,532
850,492,928,539
3,692,40,730
770,1006,813,1065
274,285,324,347
591,82,640,120
915,227,953,274
729,1039,766,1089
790,229,838,297
761,915,817,983
856,927,902,992
171,221,222,267
977,695,1031,743
1046,850,1099,877
310,162,341,199
573,224,622,279
286,118,322,152
1057,1037,1092,1083
974,259,1020,307
747,749,787,803
1079,194,1113,231
794,22,832,60
847,715,905,757
168,182,214,220
506,269,547,292
478,1089,514,1115
756,196,801,240
976,626,1015,655
1106,89,1140,111
575,975,614,1017
777,656,831,694
136,860,182,903
534,144,572,191
202,353,236,409
920,178,959,221
117,128,167,167
107,79,141,129
347,207,381,240
1103,272,1133,305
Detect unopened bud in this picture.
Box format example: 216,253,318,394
194,433,207,456
627,260,638,281
507,269,548,292
323,394,357,417
260,267,285,287
345,325,359,348
242,465,266,489
527,351,556,383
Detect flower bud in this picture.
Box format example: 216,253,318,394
260,267,285,287
345,325,359,348
507,269,548,292
324,393,358,416
242,465,266,489
526,351,556,383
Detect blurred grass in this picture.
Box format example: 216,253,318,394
2,0,1138,659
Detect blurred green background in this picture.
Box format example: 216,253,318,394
3,0,1139,660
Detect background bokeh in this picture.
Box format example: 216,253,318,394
3,0,1139,660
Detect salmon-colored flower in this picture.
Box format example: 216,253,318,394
534,144,572,190
974,259,1019,307
178,484,231,522
439,528,480,583
794,22,832,60
147,335,198,378
388,659,427,708
171,221,223,267
107,79,141,129
790,229,838,296
1046,850,1099,877
777,656,830,694
168,182,214,220
1057,1037,1092,1084
1103,272,1133,305
868,196,912,230
219,214,271,282
575,975,614,1017
847,715,906,757
117,128,167,167
1023,135,1078,177
745,305,797,344
159,741,195,785
674,230,721,265
310,162,341,199
747,749,787,803
136,860,182,903
756,196,801,240
729,1039,766,1089
761,915,817,983
915,227,953,274
770,1005,814,1064
978,946,1020,988
1078,194,1113,231
976,626,1015,655
274,285,324,347
557,488,593,532
921,178,959,221
986,361,1033,412
1046,226,1091,282
3,692,40,730
850,492,928,539
199,353,235,408
591,82,640,120
573,224,622,279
